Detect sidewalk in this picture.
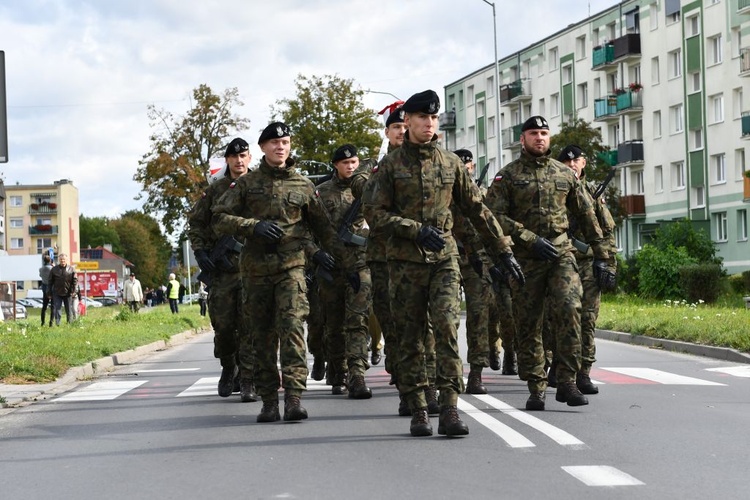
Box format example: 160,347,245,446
2,328,749,412
0,329,207,412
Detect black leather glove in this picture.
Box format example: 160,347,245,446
492,253,525,287
194,249,215,272
347,271,361,293
593,259,617,291
415,225,446,252
531,237,559,261
253,220,283,242
469,254,484,277
312,250,336,272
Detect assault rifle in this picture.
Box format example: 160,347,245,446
337,198,367,247
476,161,492,188
196,235,243,287
570,166,618,254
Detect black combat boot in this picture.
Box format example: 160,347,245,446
348,374,372,399
501,350,518,376
525,392,546,411
547,360,558,388
218,357,236,398
256,397,280,423
240,378,258,403
424,386,440,415
283,393,308,421
556,380,589,407
438,405,469,436
370,348,382,366
576,368,599,395
466,368,487,395
489,345,501,371
410,407,433,437
311,357,326,381
331,368,348,395
398,394,412,417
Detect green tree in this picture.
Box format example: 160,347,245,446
270,74,382,176
110,213,171,289
652,218,722,267
134,84,250,236
79,215,122,255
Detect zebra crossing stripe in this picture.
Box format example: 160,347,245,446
601,367,725,386
56,380,148,401
176,377,218,397
562,465,645,486
705,366,750,378
457,398,534,448
474,394,585,447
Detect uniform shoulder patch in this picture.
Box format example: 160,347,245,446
372,164,379,173
315,190,320,197
229,181,237,189
494,174,502,181
201,191,207,198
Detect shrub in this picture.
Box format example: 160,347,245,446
636,244,696,299
652,219,723,268
678,263,723,303
728,274,749,295
744,270,750,293
616,254,640,295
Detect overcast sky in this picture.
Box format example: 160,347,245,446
0,0,617,219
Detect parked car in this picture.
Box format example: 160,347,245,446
18,297,44,308
94,297,118,307
1,301,27,320
81,297,104,308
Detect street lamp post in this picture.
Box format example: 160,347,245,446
364,89,401,101
482,0,503,179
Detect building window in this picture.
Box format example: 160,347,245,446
733,87,743,120
653,111,662,138
10,196,22,207
468,125,476,145
670,104,684,133
10,238,24,249
36,238,53,253
738,210,748,241
467,85,475,105
736,148,747,180
486,76,494,98
537,53,545,77
633,170,645,194
712,153,726,183
577,82,588,109
562,65,573,84
686,15,700,37
651,57,660,85
694,185,705,208
710,94,724,123
691,128,703,150
488,116,496,138
689,72,701,93
576,35,586,60
655,165,664,192
458,90,464,110
477,100,485,117
713,212,728,242
672,161,686,189
669,49,682,78
709,34,723,65
549,47,559,71
650,4,659,30
538,98,545,116
551,93,560,117
9,218,23,228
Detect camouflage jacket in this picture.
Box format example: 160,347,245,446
187,175,240,271
485,149,608,261
363,132,512,264
211,157,338,277
571,179,617,262
315,173,367,271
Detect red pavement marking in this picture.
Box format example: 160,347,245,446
591,368,659,385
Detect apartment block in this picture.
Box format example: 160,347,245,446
441,0,750,274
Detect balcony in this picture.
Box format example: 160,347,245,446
742,112,750,139
439,110,456,130
739,0,750,15
744,176,750,202
501,124,523,148
29,224,59,235
592,43,615,69
620,194,646,216
617,140,644,165
615,89,643,114
594,96,618,121
741,48,750,77
28,202,58,215
597,149,618,167
612,33,641,62
500,79,532,106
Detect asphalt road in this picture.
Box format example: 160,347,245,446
1,326,750,500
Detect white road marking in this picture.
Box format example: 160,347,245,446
602,367,725,386
176,377,219,397
457,398,534,448
474,394,586,447
56,380,148,401
136,368,201,373
562,465,645,486
706,366,750,378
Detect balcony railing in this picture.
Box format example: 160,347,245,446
499,79,531,105
592,43,615,68
439,111,456,130
501,124,523,147
29,224,59,235
597,149,618,167
740,48,750,76
620,194,646,216
744,176,750,202
616,89,643,112
617,140,644,164
613,33,641,60
742,112,750,138
28,203,58,215
739,0,750,15
594,96,618,119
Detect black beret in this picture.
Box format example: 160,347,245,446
385,106,405,127
258,122,291,145
557,145,585,162
521,115,549,132
402,90,440,114
453,149,473,164
224,137,249,157
332,144,358,163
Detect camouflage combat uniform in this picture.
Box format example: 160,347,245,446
363,132,513,411
212,157,337,404
485,149,607,394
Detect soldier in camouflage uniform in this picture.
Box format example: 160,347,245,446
212,122,337,423
485,116,612,411
556,145,617,394
305,240,327,381
316,144,373,399
364,90,524,437
187,138,256,401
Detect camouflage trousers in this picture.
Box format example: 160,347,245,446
207,270,241,364
389,258,463,409
512,251,583,393
306,276,326,359
242,267,309,400
492,279,515,354
460,262,495,369
368,261,395,375
318,268,372,377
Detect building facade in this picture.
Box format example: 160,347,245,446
441,0,750,274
